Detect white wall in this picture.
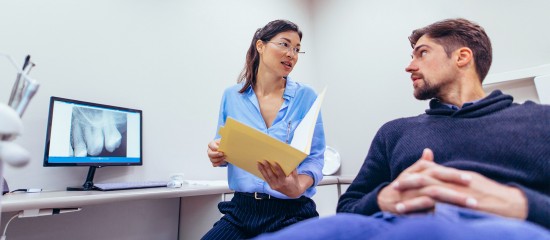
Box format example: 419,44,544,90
1,0,549,191
0,0,315,190
308,0,550,177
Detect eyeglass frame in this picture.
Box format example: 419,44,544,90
265,41,305,55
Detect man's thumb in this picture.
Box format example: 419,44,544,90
421,148,434,162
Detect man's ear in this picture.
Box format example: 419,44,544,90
256,40,265,55
456,47,473,67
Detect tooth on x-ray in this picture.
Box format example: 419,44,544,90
70,107,126,157
103,112,122,152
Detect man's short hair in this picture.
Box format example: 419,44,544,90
408,18,492,82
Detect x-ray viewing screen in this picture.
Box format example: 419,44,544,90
43,97,142,166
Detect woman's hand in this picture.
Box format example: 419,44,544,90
257,160,313,198
207,139,226,167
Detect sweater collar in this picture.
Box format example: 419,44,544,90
426,90,514,118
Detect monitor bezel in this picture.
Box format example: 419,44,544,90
43,96,143,167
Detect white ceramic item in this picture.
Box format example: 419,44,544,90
322,146,341,175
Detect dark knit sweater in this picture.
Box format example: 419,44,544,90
337,90,550,229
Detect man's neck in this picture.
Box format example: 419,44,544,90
438,75,486,107
440,89,485,107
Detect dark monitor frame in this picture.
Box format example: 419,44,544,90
43,96,143,190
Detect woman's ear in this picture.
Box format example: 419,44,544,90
456,47,473,67
256,40,265,55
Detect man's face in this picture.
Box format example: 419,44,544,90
405,36,456,100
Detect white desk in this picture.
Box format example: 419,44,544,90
1,184,232,213
1,184,233,240
0,176,351,240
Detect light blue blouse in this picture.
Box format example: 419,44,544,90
214,77,325,199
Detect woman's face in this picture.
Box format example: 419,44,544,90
257,31,302,78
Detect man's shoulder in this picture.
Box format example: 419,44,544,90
378,114,427,132
508,101,550,115
520,101,550,108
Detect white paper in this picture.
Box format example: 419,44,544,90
290,87,327,154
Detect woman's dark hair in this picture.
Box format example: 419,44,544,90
409,18,492,82
237,19,302,93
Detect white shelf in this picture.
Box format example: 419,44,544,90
534,75,550,104
483,64,550,85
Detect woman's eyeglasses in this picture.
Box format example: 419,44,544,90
267,41,305,55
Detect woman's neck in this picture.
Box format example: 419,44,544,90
254,72,286,97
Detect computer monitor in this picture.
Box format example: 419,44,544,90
43,96,142,191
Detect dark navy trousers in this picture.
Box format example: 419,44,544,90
201,192,318,240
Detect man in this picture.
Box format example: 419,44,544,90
256,18,549,239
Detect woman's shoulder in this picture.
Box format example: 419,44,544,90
287,78,318,98
222,82,248,96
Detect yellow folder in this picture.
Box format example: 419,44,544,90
218,87,326,180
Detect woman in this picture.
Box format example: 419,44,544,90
203,19,326,239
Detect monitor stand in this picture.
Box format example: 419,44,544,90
67,166,100,191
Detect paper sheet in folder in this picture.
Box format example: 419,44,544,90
218,88,326,180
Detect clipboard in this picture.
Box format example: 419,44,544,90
218,87,326,180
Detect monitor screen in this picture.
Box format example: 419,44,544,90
44,97,142,167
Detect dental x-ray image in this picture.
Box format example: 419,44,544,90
69,106,127,157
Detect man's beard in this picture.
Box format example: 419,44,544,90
414,78,440,100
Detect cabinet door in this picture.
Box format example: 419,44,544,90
339,184,350,196
223,192,234,202
179,194,224,240
312,184,339,217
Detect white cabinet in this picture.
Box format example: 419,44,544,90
223,192,234,202
311,184,339,217
179,194,225,240
339,184,350,196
